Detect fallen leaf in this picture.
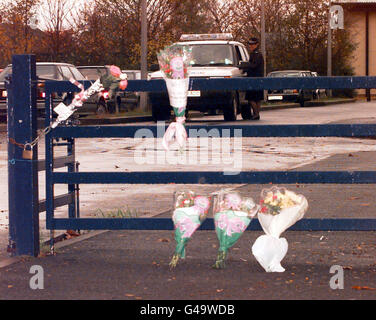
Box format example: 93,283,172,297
216,289,224,293
343,266,353,270
66,230,80,237
360,203,370,207
158,238,170,243
7,285,13,288
352,286,376,291
125,293,134,297
349,197,360,200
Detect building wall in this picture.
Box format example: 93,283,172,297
345,9,376,96
370,12,376,79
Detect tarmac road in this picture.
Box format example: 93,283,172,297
0,151,375,301
0,100,375,301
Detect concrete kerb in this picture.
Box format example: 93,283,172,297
261,98,357,111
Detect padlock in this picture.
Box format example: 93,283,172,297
22,144,33,160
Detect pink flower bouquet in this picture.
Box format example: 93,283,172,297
157,45,192,150
212,191,259,269
170,191,211,268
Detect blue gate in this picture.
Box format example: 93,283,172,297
7,55,376,256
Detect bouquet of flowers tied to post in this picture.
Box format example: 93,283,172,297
212,191,259,269
53,65,128,127
170,191,212,268
252,186,308,272
157,45,192,151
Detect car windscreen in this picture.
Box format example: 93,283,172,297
0,66,11,81
78,67,108,80
177,44,234,67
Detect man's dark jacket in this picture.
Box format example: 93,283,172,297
241,48,264,101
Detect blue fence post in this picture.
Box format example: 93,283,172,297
7,54,39,257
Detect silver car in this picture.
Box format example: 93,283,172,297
0,62,88,119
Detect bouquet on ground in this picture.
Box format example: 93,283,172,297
157,45,192,150
252,186,308,272
212,191,259,269
170,191,212,268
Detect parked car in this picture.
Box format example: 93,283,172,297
77,65,139,114
149,33,250,121
0,62,91,118
311,71,327,99
266,70,314,107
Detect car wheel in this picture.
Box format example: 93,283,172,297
152,103,171,122
223,93,238,121
96,101,108,116
240,103,252,120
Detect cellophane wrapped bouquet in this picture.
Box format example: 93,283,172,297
53,65,127,127
170,191,211,268
212,191,259,269
157,45,192,150
252,186,308,272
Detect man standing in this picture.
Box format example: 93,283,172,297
240,37,264,120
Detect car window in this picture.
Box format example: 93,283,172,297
59,66,74,80
234,46,242,64
125,72,135,80
78,67,108,80
79,68,100,80
178,44,234,66
70,67,86,80
268,72,301,78
238,45,248,61
37,65,60,80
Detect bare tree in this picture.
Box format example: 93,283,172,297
38,0,74,60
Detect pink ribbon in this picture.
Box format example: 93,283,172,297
162,116,187,151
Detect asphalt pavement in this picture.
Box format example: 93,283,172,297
0,150,375,301
0,98,375,302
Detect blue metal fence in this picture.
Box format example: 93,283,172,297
7,55,376,257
